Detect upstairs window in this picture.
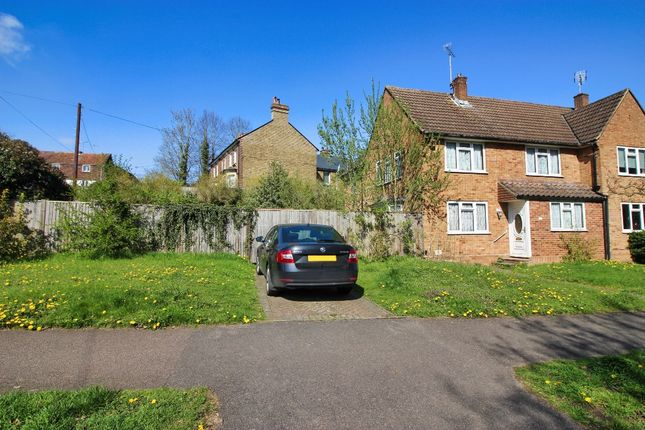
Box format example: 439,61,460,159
394,152,403,179
82,164,91,173
617,147,645,176
621,203,644,232
445,142,485,173
550,202,586,231
526,147,560,176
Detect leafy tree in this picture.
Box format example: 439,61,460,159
318,79,381,209
0,132,71,200
246,162,297,208
194,175,243,206
0,189,49,262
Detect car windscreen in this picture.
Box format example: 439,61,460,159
280,226,345,243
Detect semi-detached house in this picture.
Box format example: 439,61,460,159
371,75,645,263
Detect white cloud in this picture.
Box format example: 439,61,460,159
0,13,31,64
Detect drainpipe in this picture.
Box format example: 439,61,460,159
591,143,611,260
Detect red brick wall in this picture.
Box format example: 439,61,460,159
596,92,645,261
529,201,604,263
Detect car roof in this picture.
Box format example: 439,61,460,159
276,224,334,229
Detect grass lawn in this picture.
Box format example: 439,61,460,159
0,253,262,330
0,386,217,430
515,350,644,430
359,257,645,318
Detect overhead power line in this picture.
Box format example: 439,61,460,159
0,89,75,107
85,107,162,131
0,94,72,151
81,116,96,152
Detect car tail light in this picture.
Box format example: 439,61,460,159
348,249,358,263
276,249,294,264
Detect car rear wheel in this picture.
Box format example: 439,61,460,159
265,268,279,296
338,285,354,295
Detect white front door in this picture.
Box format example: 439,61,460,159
508,200,531,258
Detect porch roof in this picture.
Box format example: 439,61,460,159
498,180,604,202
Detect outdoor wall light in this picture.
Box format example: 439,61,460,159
496,207,503,220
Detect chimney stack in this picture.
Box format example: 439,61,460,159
574,93,589,110
271,96,289,121
451,75,468,100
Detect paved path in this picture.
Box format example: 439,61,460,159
1,312,643,430
255,275,391,321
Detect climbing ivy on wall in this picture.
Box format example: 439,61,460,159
153,204,257,256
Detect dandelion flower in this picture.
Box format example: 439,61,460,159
150,399,157,404
584,397,592,403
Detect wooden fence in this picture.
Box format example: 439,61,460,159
19,200,424,262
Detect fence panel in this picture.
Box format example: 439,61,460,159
18,201,424,262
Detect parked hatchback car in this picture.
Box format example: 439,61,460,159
255,224,358,296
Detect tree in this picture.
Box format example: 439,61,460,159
156,109,198,185
0,132,71,200
225,116,251,144
198,111,225,178
318,79,381,209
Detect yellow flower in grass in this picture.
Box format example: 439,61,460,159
584,396,592,403
544,379,551,385
150,399,157,405
128,397,139,404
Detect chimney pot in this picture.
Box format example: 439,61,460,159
451,75,468,100
574,93,589,110
271,96,289,121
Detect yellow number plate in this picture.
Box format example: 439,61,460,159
308,255,337,262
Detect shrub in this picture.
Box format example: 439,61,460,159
559,234,598,263
0,132,71,200
399,219,416,256
57,184,147,259
0,189,49,262
627,231,645,264
194,175,242,205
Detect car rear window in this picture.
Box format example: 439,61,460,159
280,226,345,243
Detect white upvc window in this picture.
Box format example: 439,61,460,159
550,202,586,231
233,151,237,165
383,159,393,184
617,147,645,176
82,164,91,173
447,201,489,234
52,163,61,169
621,203,645,232
323,171,331,185
394,151,403,179
526,146,561,176
445,142,486,173
226,172,237,187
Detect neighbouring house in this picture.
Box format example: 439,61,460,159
210,97,337,187
39,151,113,187
316,149,342,185
368,75,645,263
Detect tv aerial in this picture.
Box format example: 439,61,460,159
443,42,455,84
574,70,588,93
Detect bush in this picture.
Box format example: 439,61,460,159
0,190,49,262
559,234,597,263
627,231,645,264
0,132,71,200
194,175,243,205
57,183,147,259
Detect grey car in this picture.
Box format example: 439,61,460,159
255,224,358,296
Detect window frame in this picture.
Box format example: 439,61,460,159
549,202,587,231
621,202,645,233
375,160,383,185
525,146,562,177
447,201,490,235
52,163,61,169
394,151,403,179
322,171,331,185
81,164,91,173
444,142,487,174
617,146,645,176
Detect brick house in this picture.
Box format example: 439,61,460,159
39,151,112,186
369,75,645,263
210,97,337,187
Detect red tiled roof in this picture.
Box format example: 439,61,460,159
386,86,631,147
39,151,111,181
498,179,604,202
563,89,627,144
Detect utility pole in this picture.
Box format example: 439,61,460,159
73,102,82,186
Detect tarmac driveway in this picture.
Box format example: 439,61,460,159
0,312,643,429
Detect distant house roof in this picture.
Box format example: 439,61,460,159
39,151,111,181
385,86,633,146
316,153,341,172
499,179,604,202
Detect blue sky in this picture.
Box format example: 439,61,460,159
1,1,644,176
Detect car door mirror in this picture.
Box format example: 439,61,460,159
255,236,264,243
